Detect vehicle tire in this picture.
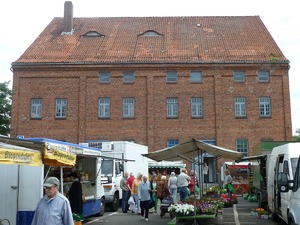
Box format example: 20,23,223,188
288,215,296,225
110,193,119,211
98,198,105,216
272,212,280,221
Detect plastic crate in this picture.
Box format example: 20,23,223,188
16,211,35,225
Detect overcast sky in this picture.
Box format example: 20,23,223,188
1,0,299,134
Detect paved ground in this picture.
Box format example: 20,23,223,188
83,196,287,225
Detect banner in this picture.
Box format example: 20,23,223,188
43,142,76,166
0,148,42,166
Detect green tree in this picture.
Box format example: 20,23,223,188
293,128,300,141
0,81,12,135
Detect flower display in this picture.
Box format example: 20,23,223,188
168,203,195,216
197,203,217,214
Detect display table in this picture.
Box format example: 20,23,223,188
167,214,216,225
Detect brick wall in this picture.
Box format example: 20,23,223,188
11,63,292,156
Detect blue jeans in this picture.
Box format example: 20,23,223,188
179,186,188,201
170,188,177,203
122,190,130,211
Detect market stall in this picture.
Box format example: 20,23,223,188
0,139,43,225
143,138,244,225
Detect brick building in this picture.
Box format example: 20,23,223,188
11,2,292,167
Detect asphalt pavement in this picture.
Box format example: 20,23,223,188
83,196,287,225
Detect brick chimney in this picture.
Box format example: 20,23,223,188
62,1,73,35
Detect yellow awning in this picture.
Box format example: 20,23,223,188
43,143,76,166
0,142,42,166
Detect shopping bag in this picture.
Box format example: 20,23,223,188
194,185,200,194
149,195,155,209
228,183,235,192
128,196,135,205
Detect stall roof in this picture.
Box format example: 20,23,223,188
148,160,186,168
143,139,244,162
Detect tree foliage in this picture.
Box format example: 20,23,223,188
0,81,12,135
293,128,300,141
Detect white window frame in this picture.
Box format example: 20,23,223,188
166,71,178,83
190,71,202,83
99,72,111,83
123,98,135,118
259,97,271,117
166,98,178,118
235,97,246,117
123,72,135,83
55,98,67,118
191,97,203,118
98,98,110,118
236,139,248,156
258,70,270,82
167,139,179,148
234,71,246,82
31,98,42,118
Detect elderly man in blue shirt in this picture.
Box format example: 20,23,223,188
31,177,74,225
138,175,151,221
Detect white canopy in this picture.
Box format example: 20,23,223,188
143,139,244,162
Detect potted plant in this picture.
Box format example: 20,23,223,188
257,209,269,219
168,203,195,217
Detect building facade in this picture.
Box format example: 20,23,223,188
11,2,292,159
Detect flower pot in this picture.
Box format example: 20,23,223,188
261,215,269,220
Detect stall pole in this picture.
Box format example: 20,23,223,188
60,166,63,193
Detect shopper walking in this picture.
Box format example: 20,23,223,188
156,175,170,203
150,174,158,213
31,177,73,225
138,175,151,221
120,171,130,213
168,172,178,203
177,168,191,201
224,169,234,200
132,172,143,214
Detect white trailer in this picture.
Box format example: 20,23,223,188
99,141,148,211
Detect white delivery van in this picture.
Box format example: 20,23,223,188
100,141,148,211
278,155,300,225
267,143,300,224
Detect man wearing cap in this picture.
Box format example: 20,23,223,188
31,176,73,225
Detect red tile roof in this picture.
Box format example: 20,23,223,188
14,16,288,64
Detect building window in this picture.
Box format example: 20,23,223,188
166,98,178,118
166,71,178,83
167,139,179,148
123,71,135,83
236,139,248,156
99,72,111,83
31,98,42,118
123,98,135,118
259,97,271,117
55,98,67,118
235,97,246,117
258,70,270,82
234,71,245,82
190,71,202,83
98,98,110,118
191,97,203,118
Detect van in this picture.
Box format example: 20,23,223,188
278,155,300,225
267,143,300,224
